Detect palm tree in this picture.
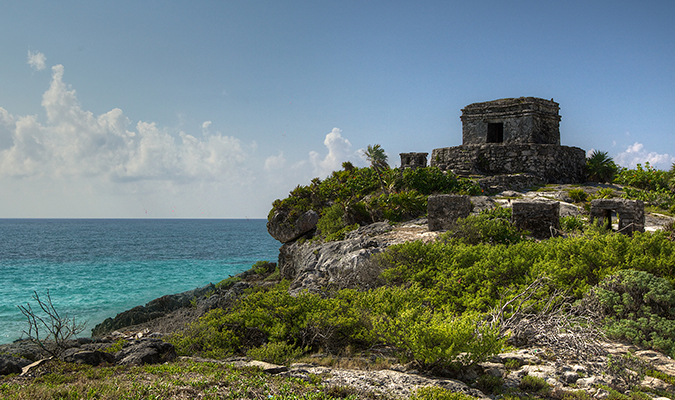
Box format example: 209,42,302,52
364,144,389,191
586,150,618,183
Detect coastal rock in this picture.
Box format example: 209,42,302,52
61,348,115,366
267,209,320,243
279,222,389,294
92,284,215,337
0,355,31,376
115,339,177,366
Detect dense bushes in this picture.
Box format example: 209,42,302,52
270,165,481,240
171,217,675,371
584,270,675,357
615,162,675,213
169,282,502,370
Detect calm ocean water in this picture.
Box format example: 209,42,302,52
0,219,279,344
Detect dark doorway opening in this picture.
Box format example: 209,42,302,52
487,123,504,143
603,209,613,230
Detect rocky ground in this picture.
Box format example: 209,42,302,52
3,184,675,398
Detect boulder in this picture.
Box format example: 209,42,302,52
278,222,394,295
115,339,177,366
0,355,31,376
267,209,319,243
61,348,115,366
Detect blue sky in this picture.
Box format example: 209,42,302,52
0,1,673,218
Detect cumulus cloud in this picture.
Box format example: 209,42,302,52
27,51,46,71
264,151,286,172
0,64,253,185
615,142,675,169
309,128,356,178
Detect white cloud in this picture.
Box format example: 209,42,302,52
0,64,253,185
264,151,286,172
27,51,46,71
309,127,356,178
615,142,675,169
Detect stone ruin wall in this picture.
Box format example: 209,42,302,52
461,97,561,145
430,143,586,184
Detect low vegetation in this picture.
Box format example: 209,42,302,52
269,161,481,241
8,153,675,398
0,359,389,400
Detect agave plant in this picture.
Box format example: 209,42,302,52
586,150,618,183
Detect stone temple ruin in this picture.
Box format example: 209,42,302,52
402,97,587,185
407,97,645,238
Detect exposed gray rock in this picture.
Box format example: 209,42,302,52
267,209,320,243
92,284,216,337
428,195,472,231
470,196,499,214
511,200,560,239
61,348,115,366
115,339,176,366
0,355,30,376
478,173,546,194
279,222,393,294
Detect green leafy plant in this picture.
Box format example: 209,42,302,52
411,386,476,400
584,269,675,357
246,342,306,365
519,375,550,394
568,188,588,202
560,215,586,232
440,208,526,246
586,150,618,183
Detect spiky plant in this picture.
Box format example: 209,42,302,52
586,150,618,183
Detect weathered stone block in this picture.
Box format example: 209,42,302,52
589,199,644,234
511,201,560,239
400,152,428,170
427,195,472,231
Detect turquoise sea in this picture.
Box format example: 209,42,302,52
0,219,279,344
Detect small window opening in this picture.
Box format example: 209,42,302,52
487,123,504,143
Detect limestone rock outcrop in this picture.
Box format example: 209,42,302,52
267,209,319,243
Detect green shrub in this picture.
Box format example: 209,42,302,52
317,203,347,237
367,190,427,222
568,188,588,202
397,166,482,196
246,342,306,365
268,165,481,228
369,285,503,369
440,208,526,246
615,162,672,192
519,375,550,394
560,215,586,232
585,269,675,357
411,386,476,400
215,276,242,290
475,374,504,393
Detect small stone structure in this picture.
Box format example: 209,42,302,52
589,199,645,234
400,152,428,170
427,195,472,231
430,97,586,185
511,201,560,239
461,97,561,145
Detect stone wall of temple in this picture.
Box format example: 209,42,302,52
430,143,586,184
